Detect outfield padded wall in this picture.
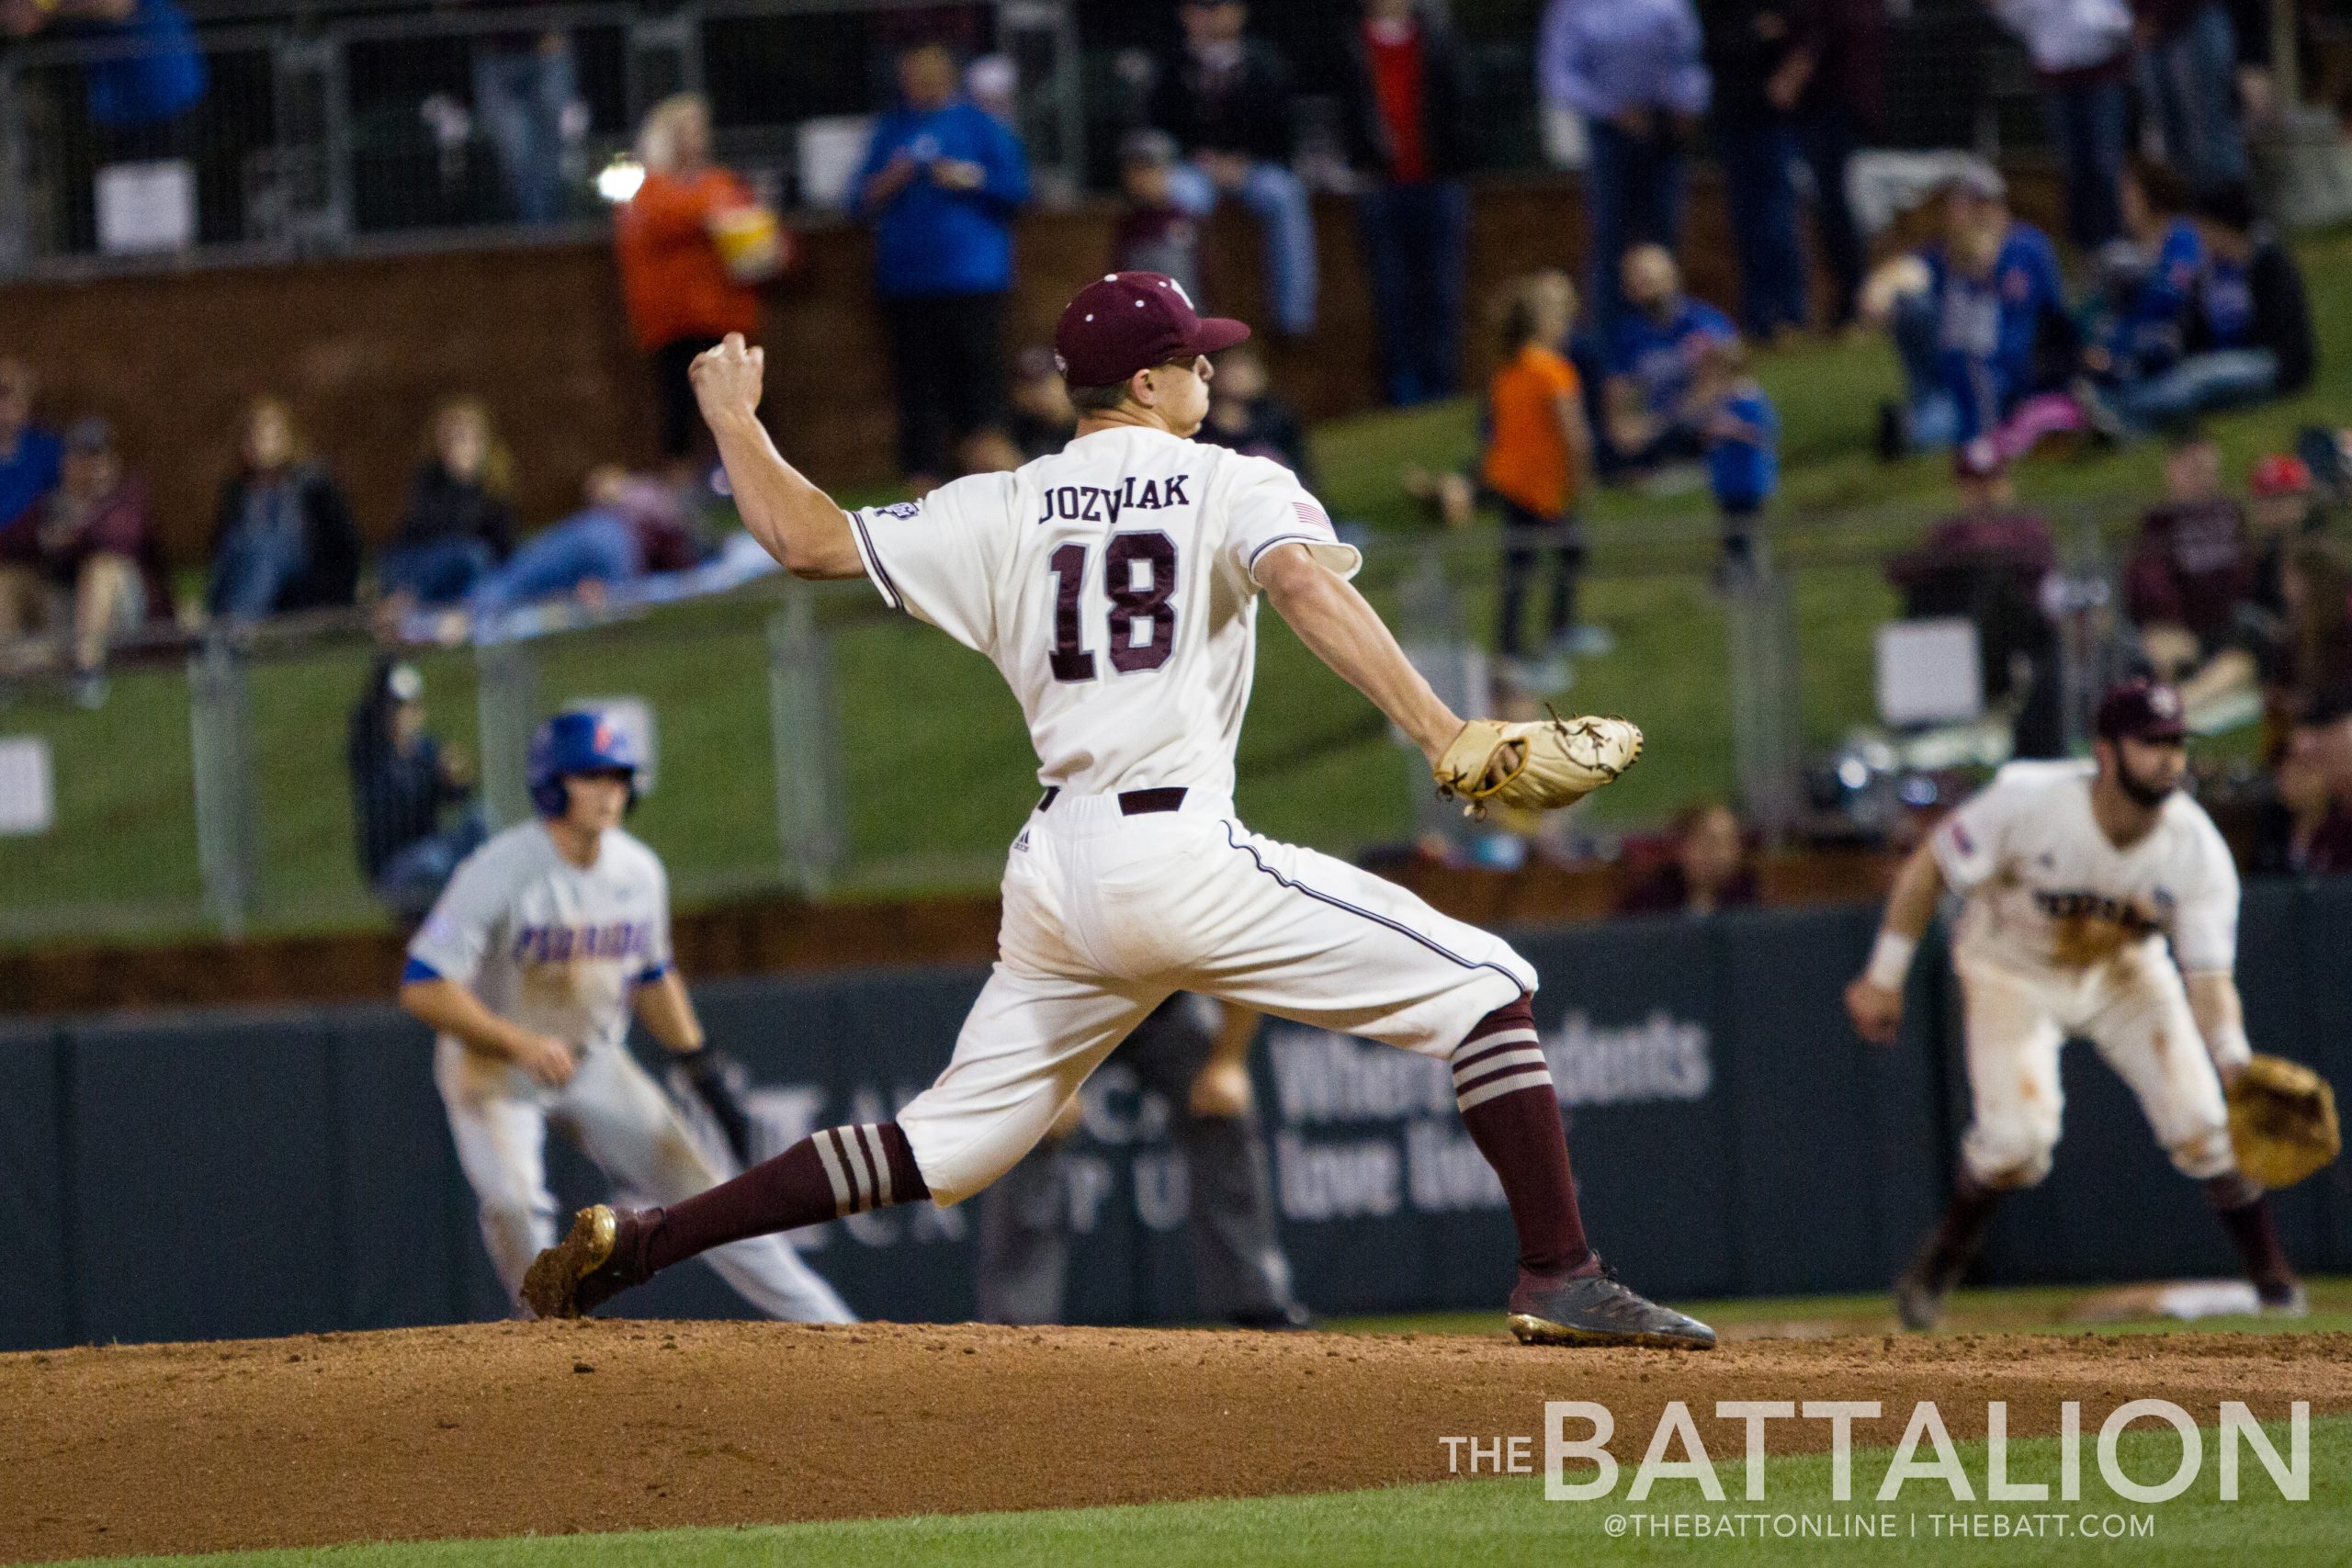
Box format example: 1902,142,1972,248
0,886,2344,1350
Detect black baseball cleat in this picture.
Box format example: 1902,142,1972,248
1892,1226,1973,1331
2259,1279,2310,1318
522,1204,651,1320
1507,1259,1717,1349
1892,1263,1947,1332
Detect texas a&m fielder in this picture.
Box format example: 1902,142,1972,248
1848,680,2304,1327
400,710,853,1324
522,272,1714,1348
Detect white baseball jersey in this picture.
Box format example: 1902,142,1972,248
411,820,854,1322
846,426,1361,798
1933,761,2240,978
406,821,672,1057
845,426,1536,1207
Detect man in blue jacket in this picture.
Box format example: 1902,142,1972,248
854,41,1032,488
1868,164,2072,457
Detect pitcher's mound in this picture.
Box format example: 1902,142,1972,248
6,1319,2344,1562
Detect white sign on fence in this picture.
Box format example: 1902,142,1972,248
96,160,198,254
0,736,56,835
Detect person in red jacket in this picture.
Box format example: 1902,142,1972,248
614,95,772,475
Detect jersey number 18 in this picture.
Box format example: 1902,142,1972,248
1048,533,1177,682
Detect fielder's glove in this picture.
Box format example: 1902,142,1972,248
676,1045,757,1168
1432,711,1643,818
2226,1053,2341,1190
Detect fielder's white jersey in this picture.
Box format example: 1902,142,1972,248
847,426,1360,798
406,821,672,1057
1932,761,2240,977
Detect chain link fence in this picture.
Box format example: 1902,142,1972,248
0,0,1078,276
0,0,2071,281
0,500,2199,946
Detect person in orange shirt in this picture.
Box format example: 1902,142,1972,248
1480,270,1598,679
614,95,772,475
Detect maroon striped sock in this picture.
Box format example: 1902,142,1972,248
1450,996,1591,1276
643,1122,929,1275
2205,1176,2296,1299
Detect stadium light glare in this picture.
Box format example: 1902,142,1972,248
597,157,647,204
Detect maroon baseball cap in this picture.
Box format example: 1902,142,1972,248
1053,272,1250,389
2096,679,2188,744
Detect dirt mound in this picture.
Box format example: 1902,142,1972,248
6,1321,2346,1562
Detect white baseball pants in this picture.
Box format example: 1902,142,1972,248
898,791,1534,1204
435,1036,854,1321
1952,946,2245,1190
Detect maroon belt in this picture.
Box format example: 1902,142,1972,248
1035,786,1188,816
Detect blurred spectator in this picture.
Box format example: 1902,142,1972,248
2132,0,2249,193
2124,429,2252,678
855,40,1032,488
2253,695,2352,874
1599,243,1738,477
1691,339,1780,578
1887,442,2064,753
1702,0,1807,338
25,418,169,703
1112,130,1204,303
1007,347,1076,461
1538,0,1711,330
1866,164,2072,457
472,18,576,226
2275,539,2352,718
1481,271,1597,675
1991,0,2134,250
464,467,707,618
1618,802,1760,915
4,0,207,158
1197,343,1314,482
2086,160,2202,390
2185,184,2312,395
206,397,361,622
379,399,518,607
2246,452,2320,611
1150,1,1318,337
2091,182,2312,434
615,96,770,473
1785,0,1883,331
0,359,63,640
1342,0,1474,403
349,659,483,923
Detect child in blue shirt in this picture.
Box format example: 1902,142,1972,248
1691,340,1780,580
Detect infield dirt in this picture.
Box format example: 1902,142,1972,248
5,1321,2346,1563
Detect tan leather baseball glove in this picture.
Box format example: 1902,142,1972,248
2227,1053,2341,1190
1432,712,1643,818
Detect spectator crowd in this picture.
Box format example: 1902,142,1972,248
4,0,2348,897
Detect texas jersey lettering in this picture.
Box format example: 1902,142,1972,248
1934,760,2237,976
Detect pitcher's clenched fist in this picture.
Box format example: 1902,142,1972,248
691,333,766,421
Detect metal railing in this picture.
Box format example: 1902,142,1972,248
0,496,2189,947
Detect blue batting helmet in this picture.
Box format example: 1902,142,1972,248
527,709,640,818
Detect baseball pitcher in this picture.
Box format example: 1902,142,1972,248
523,272,1713,1348
400,710,853,1323
1848,680,2306,1328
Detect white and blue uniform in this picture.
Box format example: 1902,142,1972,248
408,821,852,1321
